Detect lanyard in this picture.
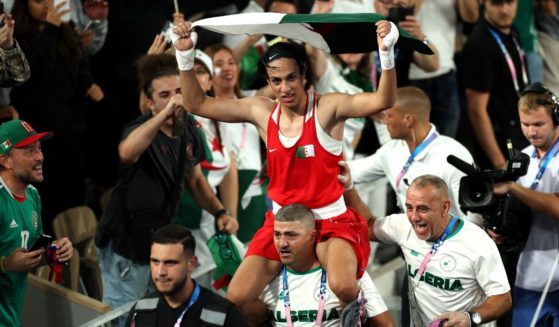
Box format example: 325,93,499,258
395,132,438,190
530,137,559,189
174,283,201,327
413,216,458,287
282,266,327,326
487,27,528,96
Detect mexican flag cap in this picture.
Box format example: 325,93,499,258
0,120,53,155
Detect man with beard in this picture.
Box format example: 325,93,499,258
125,224,248,327
463,0,529,170
0,119,74,326
344,174,512,326
257,203,394,326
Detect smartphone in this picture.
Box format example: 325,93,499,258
387,5,415,24
53,0,71,23
30,234,54,252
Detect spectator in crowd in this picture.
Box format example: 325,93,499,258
0,119,73,327
94,53,237,327
513,0,544,83
125,224,249,327
490,83,559,326
256,203,395,327
0,12,30,122
372,0,439,87
172,19,398,322
175,49,238,290
10,0,104,234
204,43,268,244
345,174,512,327
346,86,478,327
70,0,108,56
462,0,529,170
534,0,559,95
408,0,478,138
0,12,29,88
348,87,478,223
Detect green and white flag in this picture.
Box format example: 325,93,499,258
192,12,432,54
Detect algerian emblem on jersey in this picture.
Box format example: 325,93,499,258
296,144,315,159
313,284,330,302
32,210,39,231
440,254,457,273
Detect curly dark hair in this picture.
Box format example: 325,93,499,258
136,53,179,99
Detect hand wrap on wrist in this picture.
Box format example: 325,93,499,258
379,21,399,70
171,28,198,71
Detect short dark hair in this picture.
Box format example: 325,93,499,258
152,224,196,256
260,41,308,79
275,203,315,228
136,54,178,100
410,175,450,199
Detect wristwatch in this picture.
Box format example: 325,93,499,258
468,311,482,327
213,208,230,219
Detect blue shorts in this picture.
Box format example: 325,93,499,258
512,286,559,327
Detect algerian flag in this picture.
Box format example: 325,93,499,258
192,12,432,55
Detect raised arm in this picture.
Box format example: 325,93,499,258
171,22,272,127
334,20,398,120
119,94,182,164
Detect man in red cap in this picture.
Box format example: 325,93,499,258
0,119,74,326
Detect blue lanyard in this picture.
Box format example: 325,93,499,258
487,26,528,96
530,138,559,189
395,132,438,189
415,216,459,282
174,283,201,327
282,266,327,326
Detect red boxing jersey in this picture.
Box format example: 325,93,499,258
266,93,344,208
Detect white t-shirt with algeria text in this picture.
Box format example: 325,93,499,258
374,214,510,326
260,267,388,326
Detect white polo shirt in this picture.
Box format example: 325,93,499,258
260,268,388,326
516,144,559,291
375,214,510,326
348,125,481,224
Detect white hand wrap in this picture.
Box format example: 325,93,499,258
379,21,399,71
171,27,198,71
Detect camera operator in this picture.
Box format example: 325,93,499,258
490,83,559,326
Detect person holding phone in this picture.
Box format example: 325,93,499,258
373,0,439,87
70,0,109,56
0,9,30,88
9,0,104,235
0,119,73,327
0,6,31,123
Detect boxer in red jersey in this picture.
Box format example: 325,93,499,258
172,20,399,324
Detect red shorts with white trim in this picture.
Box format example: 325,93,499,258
245,208,370,278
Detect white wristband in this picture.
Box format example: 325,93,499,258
171,28,198,71
379,47,395,70
379,21,399,71
175,49,195,71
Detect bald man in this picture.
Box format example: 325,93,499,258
346,175,511,326
347,86,479,224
